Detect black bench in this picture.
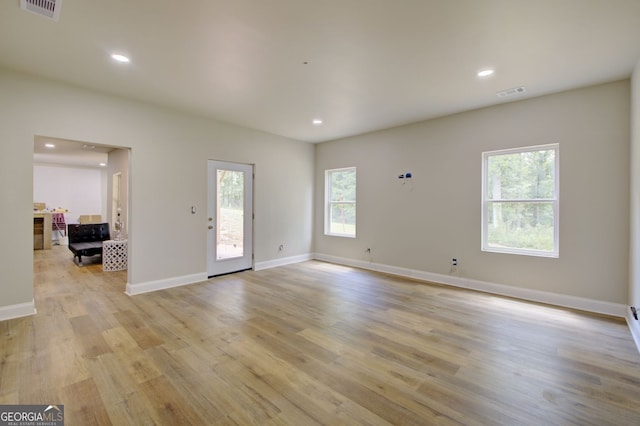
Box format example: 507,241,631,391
68,223,110,265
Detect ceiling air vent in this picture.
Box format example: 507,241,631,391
20,0,62,21
497,86,526,98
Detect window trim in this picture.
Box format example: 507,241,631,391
481,143,559,258
325,167,356,238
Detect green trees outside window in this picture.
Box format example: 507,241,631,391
326,167,356,237
482,144,559,257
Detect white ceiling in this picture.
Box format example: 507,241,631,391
33,136,111,168
2,0,640,144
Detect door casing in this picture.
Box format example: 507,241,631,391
207,160,254,277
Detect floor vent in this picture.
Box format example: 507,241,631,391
20,0,61,21
497,86,526,98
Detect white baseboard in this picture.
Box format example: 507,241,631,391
125,252,314,295
626,308,640,353
313,253,627,318
0,300,36,321
122,253,628,320
126,272,208,296
255,253,314,271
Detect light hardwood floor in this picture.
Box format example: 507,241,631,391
1,246,640,425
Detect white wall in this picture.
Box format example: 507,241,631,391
0,68,314,313
107,148,130,236
315,80,630,306
630,61,640,310
33,164,105,224
1,66,632,319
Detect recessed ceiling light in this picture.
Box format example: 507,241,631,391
99,163,107,167
312,119,323,125
45,143,55,148
111,54,130,63
477,69,495,78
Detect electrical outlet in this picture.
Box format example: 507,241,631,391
365,247,371,253
278,244,284,251
450,258,458,272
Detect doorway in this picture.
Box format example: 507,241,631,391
33,136,131,284
207,160,254,277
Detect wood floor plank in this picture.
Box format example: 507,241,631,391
0,245,639,425
69,315,113,359
85,353,165,425
102,326,163,384
113,310,164,350
137,375,208,425
223,336,353,424
144,345,228,422
62,378,112,426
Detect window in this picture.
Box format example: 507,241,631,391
325,167,356,237
482,144,559,257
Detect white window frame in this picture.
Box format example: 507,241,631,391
481,144,559,258
325,167,356,238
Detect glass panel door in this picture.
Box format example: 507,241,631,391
216,169,244,259
207,160,253,277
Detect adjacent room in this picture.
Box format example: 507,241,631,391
33,136,130,270
2,0,640,424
